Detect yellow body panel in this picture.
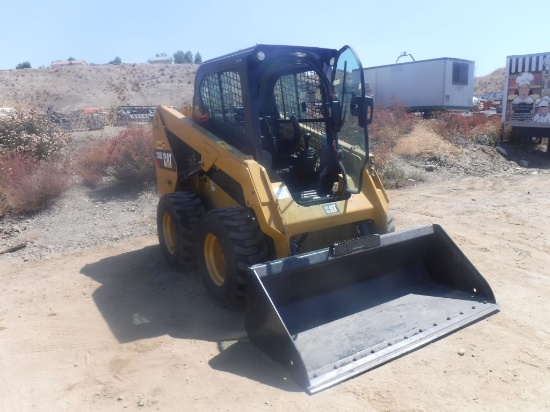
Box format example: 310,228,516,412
152,105,390,259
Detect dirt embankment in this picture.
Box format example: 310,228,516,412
0,63,197,113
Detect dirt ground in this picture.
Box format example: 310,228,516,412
1,171,549,411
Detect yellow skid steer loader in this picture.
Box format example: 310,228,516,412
152,44,498,393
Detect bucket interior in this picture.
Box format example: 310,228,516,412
246,225,499,393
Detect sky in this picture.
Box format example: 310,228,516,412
0,1,541,77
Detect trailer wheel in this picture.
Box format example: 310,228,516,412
157,192,204,269
197,208,268,307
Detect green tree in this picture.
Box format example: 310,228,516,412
68,57,76,61
16,61,31,69
194,52,202,64
173,50,185,64
184,51,193,63
109,56,122,65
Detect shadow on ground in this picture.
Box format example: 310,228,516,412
497,141,550,170
79,244,301,392
79,245,245,343
85,181,154,203
209,340,300,393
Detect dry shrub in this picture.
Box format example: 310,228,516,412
0,111,68,160
393,122,461,159
0,154,70,215
75,125,155,188
107,126,156,186
74,139,111,187
371,101,417,145
376,158,407,189
368,102,418,185
468,118,503,145
0,110,70,215
431,113,501,145
370,102,418,167
368,108,502,188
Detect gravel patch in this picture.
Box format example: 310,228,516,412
0,181,158,263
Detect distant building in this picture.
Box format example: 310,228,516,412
50,60,88,67
474,91,503,102
147,56,173,64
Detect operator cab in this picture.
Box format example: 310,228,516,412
193,45,372,206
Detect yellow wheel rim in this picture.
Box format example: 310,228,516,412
162,212,177,255
204,233,226,286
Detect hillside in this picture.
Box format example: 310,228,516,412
474,67,505,94
1,62,506,114
0,63,198,113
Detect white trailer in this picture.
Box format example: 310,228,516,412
362,58,475,114
501,52,550,153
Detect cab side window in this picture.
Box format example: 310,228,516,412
198,71,248,152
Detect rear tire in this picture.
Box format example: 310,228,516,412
157,192,204,269
197,208,268,307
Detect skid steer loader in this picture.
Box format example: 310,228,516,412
152,44,499,393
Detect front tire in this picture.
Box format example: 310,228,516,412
197,208,268,307
157,192,204,269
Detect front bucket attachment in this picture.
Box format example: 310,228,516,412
245,224,499,394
